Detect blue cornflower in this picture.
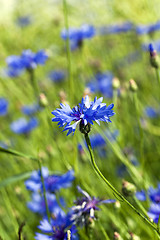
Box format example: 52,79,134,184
69,186,115,226
25,167,74,193
35,212,78,240
16,15,32,27
142,40,160,52
10,117,38,134
135,190,146,201
87,72,117,98
144,106,159,118
52,95,115,136
98,21,133,35
21,103,41,115
0,98,8,116
27,192,65,216
48,70,66,83
136,21,160,35
135,184,160,223
5,49,48,77
61,24,95,50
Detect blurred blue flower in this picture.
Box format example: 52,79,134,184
98,22,133,35
52,95,115,136
21,103,40,115
117,155,139,178
135,190,146,201
48,70,66,83
136,21,160,35
87,72,117,98
142,40,160,52
61,24,95,50
135,184,160,223
16,15,32,27
0,98,8,116
27,192,64,216
69,186,115,226
35,212,78,240
5,49,48,77
0,141,8,149
61,24,95,41
10,117,38,134
25,167,74,193
144,106,159,118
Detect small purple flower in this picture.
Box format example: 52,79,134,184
0,98,8,116
25,167,74,193
69,186,115,226
135,190,146,201
35,212,78,240
52,95,115,136
10,117,38,134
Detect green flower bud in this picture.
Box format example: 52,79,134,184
122,180,136,197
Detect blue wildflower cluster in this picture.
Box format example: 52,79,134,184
136,184,160,223
61,24,95,50
52,95,115,136
10,117,38,134
87,72,118,98
5,49,48,78
34,183,115,240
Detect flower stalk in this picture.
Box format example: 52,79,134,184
84,132,160,235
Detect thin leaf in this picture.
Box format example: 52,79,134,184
0,172,31,189
0,147,38,161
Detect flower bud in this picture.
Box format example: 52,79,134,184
149,43,160,69
79,121,91,134
112,77,120,89
129,233,140,240
39,93,48,107
114,232,123,240
122,180,136,197
129,79,138,92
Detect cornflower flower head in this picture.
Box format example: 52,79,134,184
51,95,115,136
0,98,8,116
21,103,41,115
48,70,67,83
61,24,95,50
25,167,74,193
87,72,118,98
16,15,32,27
69,186,115,227
98,21,133,35
136,21,160,35
5,49,48,77
10,117,38,134
27,192,65,216
144,106,159,118
135,184,160,223
35,212,78,240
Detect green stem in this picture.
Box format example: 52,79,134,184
37,158,51,223
155,69,160,85
62,0,73,104
28,68,39,99
84,133,159,235
133,93,144,170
